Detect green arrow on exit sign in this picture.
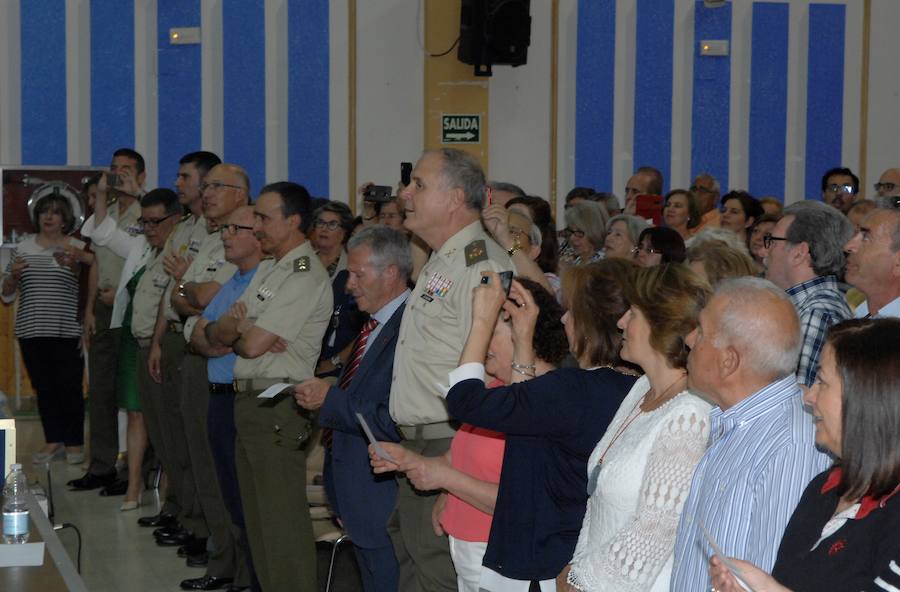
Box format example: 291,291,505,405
441,114,481,144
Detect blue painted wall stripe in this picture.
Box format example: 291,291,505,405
633,0,674,192
21,0,67,165
748,2,789,201
690,0,731,192
90,1,135,167
575,0,616,192
288,0,329,197
158,1,202,190
805,4,845,201
223,0,266,196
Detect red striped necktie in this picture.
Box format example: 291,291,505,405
339,318,378,389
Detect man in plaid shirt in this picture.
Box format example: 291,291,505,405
764,201,855,386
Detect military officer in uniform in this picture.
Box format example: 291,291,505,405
140,153,220,548
127,190,183,510
206,182,332,592
166,164,249,586
388,148,514,591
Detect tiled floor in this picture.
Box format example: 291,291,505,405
16,415,205,592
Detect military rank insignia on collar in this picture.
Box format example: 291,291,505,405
464,239,488,267
294,256,310,272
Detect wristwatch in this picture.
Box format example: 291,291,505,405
330,354,344,369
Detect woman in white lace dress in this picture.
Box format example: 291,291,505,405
561,263,713,592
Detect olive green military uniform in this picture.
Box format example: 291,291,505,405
130,247,172,507
232,240,332,592
388,220,513,592
87,199,142,477
178,229,242,581
153,213,206,525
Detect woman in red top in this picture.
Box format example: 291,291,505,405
376,278,568,591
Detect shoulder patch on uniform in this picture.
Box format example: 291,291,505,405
464,240,488,267
293,256,310,272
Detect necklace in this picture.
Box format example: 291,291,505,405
595,371,687,466
642,371,687,411
587,364,642,377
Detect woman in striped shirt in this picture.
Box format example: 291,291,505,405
2,194,93,465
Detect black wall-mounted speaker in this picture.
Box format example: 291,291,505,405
458,0,531,77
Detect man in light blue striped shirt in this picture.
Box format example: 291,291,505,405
670,278,832,591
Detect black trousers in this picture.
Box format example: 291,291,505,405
18,337,85,446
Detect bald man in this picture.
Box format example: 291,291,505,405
874,168,900,200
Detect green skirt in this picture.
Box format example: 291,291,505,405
117,330,141,411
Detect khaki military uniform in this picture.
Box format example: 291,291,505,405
87,199,141,477
388,220,513,592
157,215,208,530
232,240,332,592
177,229,243,581
129,249,174,524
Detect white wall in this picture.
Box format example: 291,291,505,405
353,0,425,199
866,0,900,186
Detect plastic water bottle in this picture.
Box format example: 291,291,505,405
2,464,29,544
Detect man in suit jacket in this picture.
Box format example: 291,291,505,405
295,226,412,592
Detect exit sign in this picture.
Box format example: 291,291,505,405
441,114,481,144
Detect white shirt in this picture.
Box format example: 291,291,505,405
855,296,900,319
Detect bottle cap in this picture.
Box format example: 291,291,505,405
10,463,22,470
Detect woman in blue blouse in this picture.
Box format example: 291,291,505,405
444,259,640,590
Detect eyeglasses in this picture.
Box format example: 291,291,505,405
631,244,661,256
874,182,897,193
561,228,585,239
825,184,855,194
689,185,715,195
314,219,342,230
137,213,176,228
763,233,789,249
199,181,245,193
219,223,255,235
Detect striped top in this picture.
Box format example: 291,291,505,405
2,235,86,339
669,374,832,591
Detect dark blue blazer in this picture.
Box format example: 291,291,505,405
447,367,637,581
317,301,405,549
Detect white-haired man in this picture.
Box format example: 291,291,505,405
670,277,831,591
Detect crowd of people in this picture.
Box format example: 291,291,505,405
2,146,899,592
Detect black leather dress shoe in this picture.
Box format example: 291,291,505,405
67,471,116,491
137,512,177,528
180,575,233,590
156,531,193,546
98,479,128,496
185,552,209,568
177,537,207,557
154,525,186,538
